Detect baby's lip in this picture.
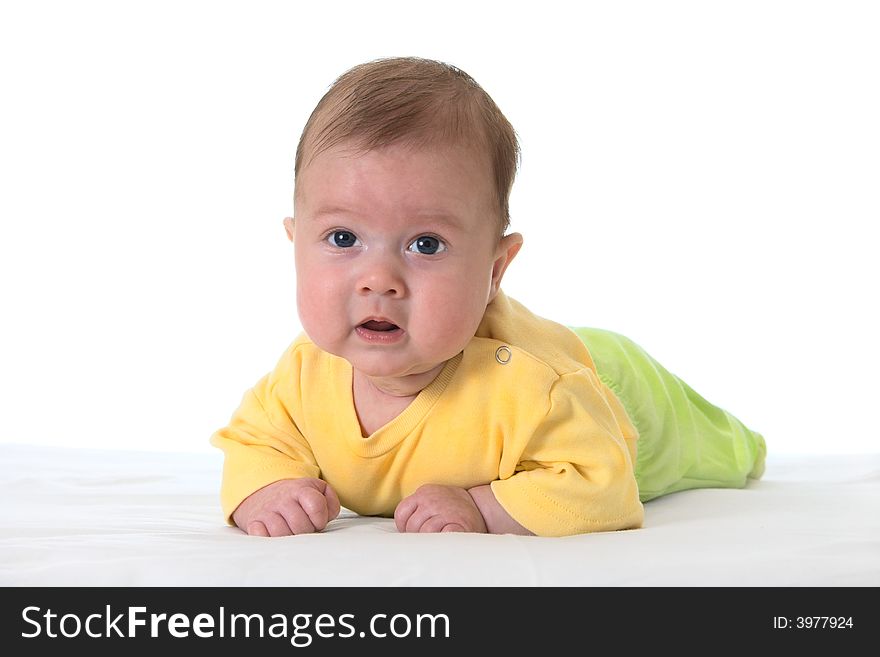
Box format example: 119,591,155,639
357,316,402,331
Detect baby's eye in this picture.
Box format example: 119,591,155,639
327,230,359,248
407,235,447,255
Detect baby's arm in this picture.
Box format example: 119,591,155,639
467,484,533,535
489,369,644,536
211,342,327,531
232,477,340,537
393,484,532,535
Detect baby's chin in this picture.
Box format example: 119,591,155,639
307,331,461,380
348,356,444,381
345,346,461,386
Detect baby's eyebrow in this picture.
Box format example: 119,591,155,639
309,206,465,229
413,212,464,230
309,206,356,221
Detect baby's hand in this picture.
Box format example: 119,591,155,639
394,484,487,533
232,478,341,537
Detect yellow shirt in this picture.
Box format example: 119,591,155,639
210,291,643,536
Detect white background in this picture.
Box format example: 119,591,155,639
1,1,877,455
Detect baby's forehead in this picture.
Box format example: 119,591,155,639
306,137,489,171
298,141,495,206
295,138,505,242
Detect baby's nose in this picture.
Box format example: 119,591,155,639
356,258,406,298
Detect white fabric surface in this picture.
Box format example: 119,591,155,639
2,444,878,586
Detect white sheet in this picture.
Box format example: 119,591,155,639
2,444,877,586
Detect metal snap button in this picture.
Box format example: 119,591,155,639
495,346,512,365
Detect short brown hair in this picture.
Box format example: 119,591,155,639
294,57,520,235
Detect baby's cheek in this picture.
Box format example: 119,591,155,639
421,298,484,354
297,278,343,339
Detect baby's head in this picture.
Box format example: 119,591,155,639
285,57,523,391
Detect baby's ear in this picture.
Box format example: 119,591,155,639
489,232,524,299
283,217,295,242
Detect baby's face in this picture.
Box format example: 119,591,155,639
288,141,521,386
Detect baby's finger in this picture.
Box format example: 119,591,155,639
281,503,318,535
246,520,269,537
440,523,465,533
260,511,293,537
405,506,432,533
420,515,451,534
299,487,330,530
322,482,342,522
394,496,417,532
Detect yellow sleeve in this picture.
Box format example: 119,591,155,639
209,347,320,524
490,368,644,537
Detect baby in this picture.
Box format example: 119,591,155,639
210,57,766,537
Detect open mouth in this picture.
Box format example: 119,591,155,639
359,320,400,332
355,319,405,343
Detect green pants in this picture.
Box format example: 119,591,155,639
569,327,766,503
